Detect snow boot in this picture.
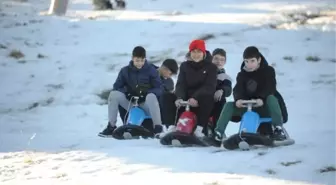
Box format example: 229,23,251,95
115,0,126,9
93,0,113,10
98,122,117,137
272,126,286,141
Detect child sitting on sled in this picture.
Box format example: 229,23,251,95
160,39,218,136
118,58,179,124
210,48,232,125
213,46,287,142
98,46,164,137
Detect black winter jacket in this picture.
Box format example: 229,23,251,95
175,51,217,100
233,54,288,123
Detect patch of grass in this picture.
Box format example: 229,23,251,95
265,169,276,175
258,151,267,156
280,160,302,167
329,59,336,63
23,157,34,164
46,84,64,90
221,32,231,36
306,56,321,62
27,102,39,110
8,49,24,59
197,33,216,41
108,64,118,71
17,60,26,64
283,56,294,62
37,53,47,59
97,89,112,104
0,43,7,49
319,166,336,173
26,97,54,110
204,182,220,185
54,172,67,178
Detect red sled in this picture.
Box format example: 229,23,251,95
160,101,212,147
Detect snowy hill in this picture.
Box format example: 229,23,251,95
0,0,335,184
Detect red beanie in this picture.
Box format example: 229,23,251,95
189,40,206,54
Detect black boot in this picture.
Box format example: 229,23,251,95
272,126,286,141
93,0,113,10
98,123,117,137
115,0,126,9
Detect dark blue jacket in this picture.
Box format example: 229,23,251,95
113,61,163,97
150,64,174,92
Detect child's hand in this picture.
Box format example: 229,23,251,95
255,99,263,107
235,99,244,108
214,90,223,102
188,98,198,107
175,99,183,107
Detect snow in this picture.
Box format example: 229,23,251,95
0,0,335,184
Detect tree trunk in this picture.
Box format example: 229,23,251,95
48,0,69,16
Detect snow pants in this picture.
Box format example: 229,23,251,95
108,90,162,126
214,95,283,135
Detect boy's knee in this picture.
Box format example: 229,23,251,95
266,95,278,103
146,93,157,101
108,90,123,102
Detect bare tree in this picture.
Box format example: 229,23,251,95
48,0,69,16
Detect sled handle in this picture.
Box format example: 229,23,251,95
132,96,139,106
241,100,258,110
179,101,191,111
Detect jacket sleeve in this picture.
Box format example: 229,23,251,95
175,63,187,100
113,68,127,93
191,64,217,100
217,73,232,97
148,67,163,97
163,78,174,92
233,72,245,101
258,67,276,100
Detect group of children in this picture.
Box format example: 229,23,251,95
98,39,288,145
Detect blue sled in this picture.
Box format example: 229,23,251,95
112,96,154,140
223,100,295,150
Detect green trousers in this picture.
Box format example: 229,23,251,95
215,95,283,135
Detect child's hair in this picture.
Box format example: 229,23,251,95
212,48,226,57
243,46,260,59
132,46,146,58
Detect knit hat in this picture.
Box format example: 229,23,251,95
243,46,260,59
189,40,206,54
132,46,146,58
212,48,226,57
162,59,178,74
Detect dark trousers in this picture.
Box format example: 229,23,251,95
211,100,226,125
161,93,214,132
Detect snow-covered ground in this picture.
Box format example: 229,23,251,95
0,0,335,184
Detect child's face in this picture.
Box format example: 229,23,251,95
212,54,226,69
190,49,204,62
244,57,261,71
132,57,145,69
160,66,173,78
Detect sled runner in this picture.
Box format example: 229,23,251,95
112,96,155,140
223,100,295,150
160,101,212,147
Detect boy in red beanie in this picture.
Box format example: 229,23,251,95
159,39,217,138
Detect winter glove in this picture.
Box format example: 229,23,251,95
135,84,150,104
188,98,198,107
175,99,183,107
235,99,244,108
254,98,264,107
214,89,223,102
